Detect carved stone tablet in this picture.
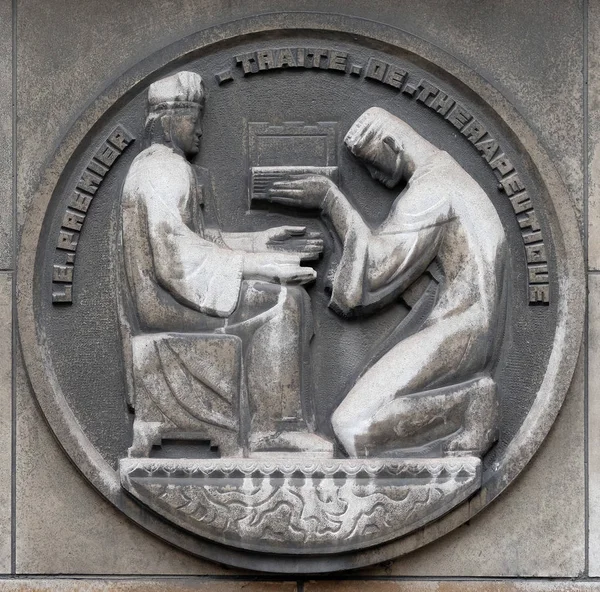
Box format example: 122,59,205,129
18,13,584,573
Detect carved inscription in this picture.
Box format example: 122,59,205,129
52,126,134,303
234,47,350,75
411,79,550,305
224,48,551,304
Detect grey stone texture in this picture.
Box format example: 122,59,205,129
0,274,12,572
120,79,329,461
2,583,600,592
304,584,600,592
589,273,600,576
589,0,600,576
589,0,600,270
5,0,592,585
15,0,584,231
0,0,12,269
0,583,295,592
113,69,508,557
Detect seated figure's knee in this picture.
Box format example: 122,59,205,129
282,285,310,313
277,285,312,336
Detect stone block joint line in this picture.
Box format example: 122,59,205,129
10,0,16,577
585,0,591,577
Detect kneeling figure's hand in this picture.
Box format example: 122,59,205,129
255,225,324,261
268,175,335,209
243,251,317,285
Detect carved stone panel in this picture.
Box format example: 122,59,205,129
17,13,583,573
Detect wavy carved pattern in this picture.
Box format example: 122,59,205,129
120,457,481,554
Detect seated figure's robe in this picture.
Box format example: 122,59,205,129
120,144,309,457
122,144,244,330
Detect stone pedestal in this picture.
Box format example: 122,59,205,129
120,457,481,553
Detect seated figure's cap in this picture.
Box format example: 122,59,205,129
148,71,204,112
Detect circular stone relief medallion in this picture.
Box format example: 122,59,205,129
18,13,584,573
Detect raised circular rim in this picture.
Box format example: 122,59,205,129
17,12,585,574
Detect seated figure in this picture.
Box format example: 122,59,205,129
267,107,507,458
119,71,332,458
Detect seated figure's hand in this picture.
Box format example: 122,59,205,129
268,175,335,209
255,225,324,261
243,251,317,285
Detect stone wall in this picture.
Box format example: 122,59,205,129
2,0,599,589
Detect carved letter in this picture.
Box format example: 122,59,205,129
86,159,108,178
499,172,525,196
235,52,257,74
428,91,455,116
445,103,472,130
523,230,543,244
76,169,102,195
328,50,348,72
461,119,487,144
52,284,73,303
256,50,275,70
108,127,134,151
489,153,514,176
53,264,74,283
95,141,122,167
69,190,93,213
416,80,439,104
57,229,79,252
518,209,541,232
528,264,549,283
509,192,532,214
383,65,407,88
276,48,297,68
529,283,550,304
525,243,547,263
62,209,86,232
365,58,387,81
475,137,499,162
306,48,329,68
